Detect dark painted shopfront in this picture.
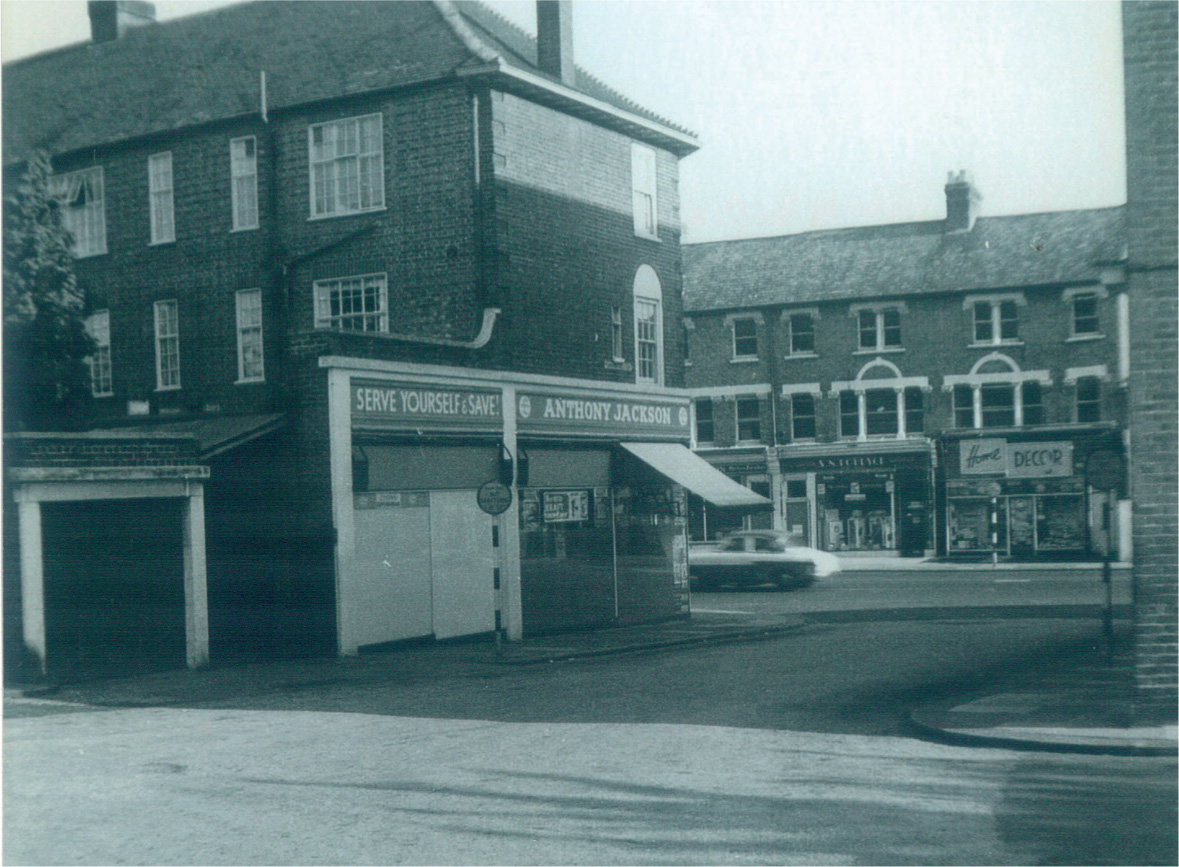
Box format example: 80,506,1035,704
938,430,1125,560
778,447,934,556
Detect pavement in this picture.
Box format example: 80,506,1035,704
6,557,1175,757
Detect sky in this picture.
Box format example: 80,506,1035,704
1,0,1128,243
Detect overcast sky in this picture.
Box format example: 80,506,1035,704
1,0,1128,243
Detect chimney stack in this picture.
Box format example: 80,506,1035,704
944,170,981,233
88,1,156,43
536,1,575,86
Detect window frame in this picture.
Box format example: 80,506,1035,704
85,309,113,397
731,316,759,360
855,306,903,352
1076,376,1101,423
148,152,175,245
153,299,181,391
864,388,899,437
967,295,1024,346
735,396,762,443
610,306,625,362
904,387,924,435
790,392,816,440
235,288,265,383
230,136,259,231
633,266,663,385
694,399,715,445
308,113,386,219
786,312,816,356
839,391,859,438
1070,292,1101,338
630,143,658,240
50,166,107,257
313,273,389,333
980,382,1016,428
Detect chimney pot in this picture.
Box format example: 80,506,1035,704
88,1,155,43
536,1,575,86
945,170,981,233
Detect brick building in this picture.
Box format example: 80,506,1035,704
1121,0,1178,714
683,175,1130,562
4,1,768,680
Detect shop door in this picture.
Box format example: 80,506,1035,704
429,491,495,640
744,476,773,530
352,496,433,646
781,477,810,544
1008,496,1035,557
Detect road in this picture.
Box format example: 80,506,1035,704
5,568,1173,865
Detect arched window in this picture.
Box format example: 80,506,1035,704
830,359,928,441
633,265,663,385
944,353,1052,429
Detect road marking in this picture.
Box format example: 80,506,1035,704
993,578,1033,583
690,607,753,615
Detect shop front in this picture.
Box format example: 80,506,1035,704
778,445,934,556
686,449,771,541
326,361,768,653
939,432,1125,560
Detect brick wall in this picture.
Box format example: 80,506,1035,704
1122,1,1179,714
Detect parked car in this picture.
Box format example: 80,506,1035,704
689,530,841,591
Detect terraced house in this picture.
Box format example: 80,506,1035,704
683,173,1130,562
4,0,770,681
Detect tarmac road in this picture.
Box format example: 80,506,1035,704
6,615,1176,865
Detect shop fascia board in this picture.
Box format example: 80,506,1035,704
774,440,935,458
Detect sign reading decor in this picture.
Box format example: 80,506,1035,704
352,380,502,431
960,439,1074,478
517,390,690,438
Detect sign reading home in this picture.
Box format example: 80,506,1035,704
960,439,1074,478
517,390,690,438
352,380,502,431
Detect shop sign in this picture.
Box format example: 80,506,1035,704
517,389,690,437
960,439,1007,475
354,490,429,510
780,451,929,473
352,380,502,431
476,481,513,516
543,490,590,523
1007,442,1073,478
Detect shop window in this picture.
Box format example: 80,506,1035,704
51,166,106,257
864,388,898,436
732,317,758,359
695,399,715,444
1023,381,1044,425
736,397,761,442
904,387,924,434
785,313,815,355
839,391,859,438
791,393,816,440
980,383,1015,428
1076,377,1101,423
1071,292,1101,337
858,308,902,351
953,384,974,428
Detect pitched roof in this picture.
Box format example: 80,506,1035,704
682,208,1127,313
3,1,696,162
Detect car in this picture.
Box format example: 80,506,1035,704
688,530,841,591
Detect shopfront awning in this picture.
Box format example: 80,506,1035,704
619,442,773,510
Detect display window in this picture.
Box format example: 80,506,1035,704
946,492,1087,555
817,471,896,552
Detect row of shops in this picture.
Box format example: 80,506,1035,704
692,428,1128,561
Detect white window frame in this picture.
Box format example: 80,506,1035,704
230,136,259,231
944,352,1053,429
829,359,929,441
85,310,113,397
50,166,106,257
235,289,265,383
308,113,385,219
149,152,175,245
735,395,762,443
783,310,818,357
611,306,625,362
850,303,905,353
1064,286,1107,341
790,392,817,441
964,293,1025,346
694,398,715,446
154,299,181,391
631,143,658,240
314,274,389,333
730,316,759,361
633,265,663,385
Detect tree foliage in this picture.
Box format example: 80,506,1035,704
3,152,94,431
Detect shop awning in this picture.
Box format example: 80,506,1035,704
619,442,773,510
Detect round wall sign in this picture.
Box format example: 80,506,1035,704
477,480,513,515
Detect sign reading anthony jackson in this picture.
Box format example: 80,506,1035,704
516,389,691,438
352,380,502,431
